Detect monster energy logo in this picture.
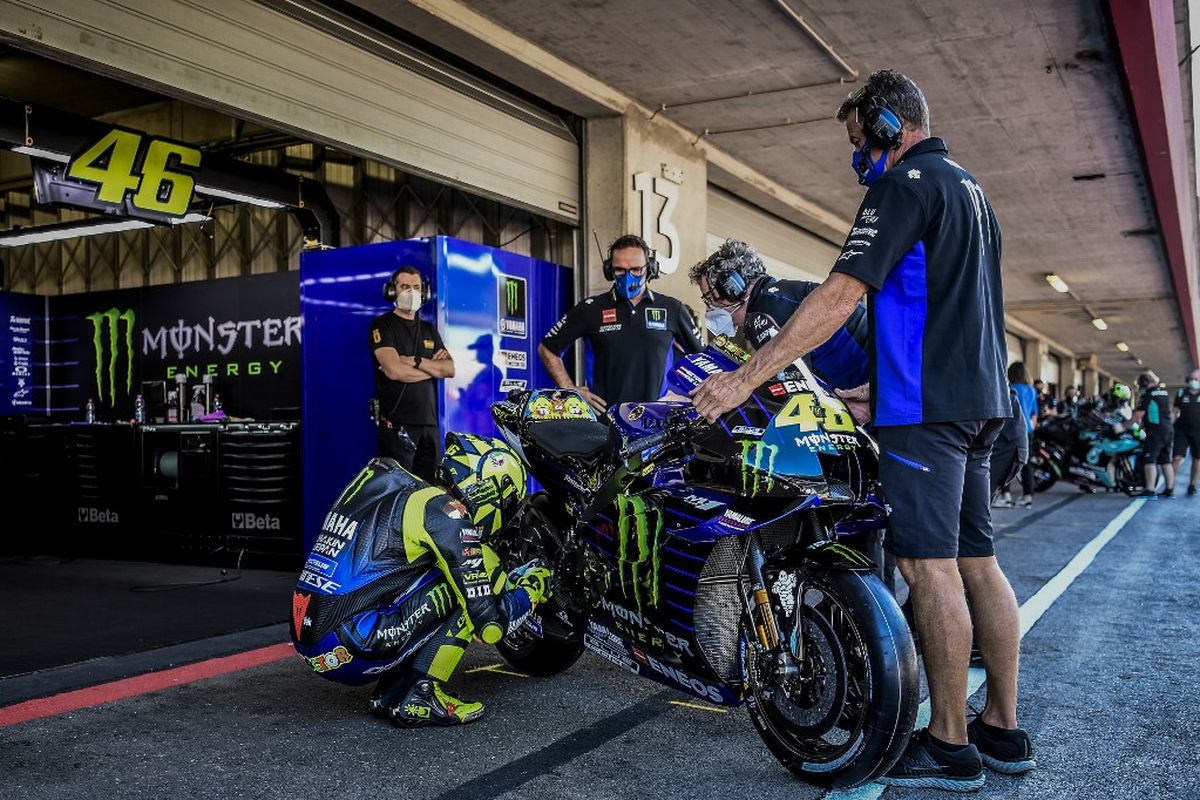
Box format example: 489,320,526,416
504,278,520,315
498,275,527,338
338,467,375,505
614,494,662,611
86,308,135,404
739,441,779,496
427,582,453,617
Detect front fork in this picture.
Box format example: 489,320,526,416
746,536,801,683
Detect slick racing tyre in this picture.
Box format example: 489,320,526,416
496,622,584,677
1029,451,1058,493
741,568,918,789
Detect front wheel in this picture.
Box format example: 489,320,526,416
1029,451,1058,492
742,568,918,789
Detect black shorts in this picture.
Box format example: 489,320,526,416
876,418,1006,559
1174,428,1200,459
1142,427,1174,465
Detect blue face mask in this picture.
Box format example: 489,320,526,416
851,145,889,187
614,271,644,299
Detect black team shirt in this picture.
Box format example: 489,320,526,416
369,311,445,427
541,287,704,407
830,138,1010,426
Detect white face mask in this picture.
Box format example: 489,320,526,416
394,288,423,313
704,307,737,338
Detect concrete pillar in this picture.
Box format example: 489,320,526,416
583,111,707,316
1020,338,1046,382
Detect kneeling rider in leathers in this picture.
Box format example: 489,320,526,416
291,433,551,726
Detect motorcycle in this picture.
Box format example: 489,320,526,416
484,336,918,789
1031,412,1144,495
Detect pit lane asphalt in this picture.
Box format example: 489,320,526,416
3,481,1197,800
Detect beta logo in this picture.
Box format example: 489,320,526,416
77,507,120,524
231,512,281,530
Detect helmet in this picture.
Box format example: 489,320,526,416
438,433,527,535
1110,383,1131,402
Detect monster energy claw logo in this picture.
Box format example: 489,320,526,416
505,278,520,315
614,494,662,611
739,441,778,496
338,467,375,505
427,583,453,617
86,308,135,404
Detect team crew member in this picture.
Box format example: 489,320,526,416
539,234,704,412
691,69,1032,790
1132,373,1175,498
1172,369,1200,496
688,238,869,391
370,266,455,482
291,435,551,727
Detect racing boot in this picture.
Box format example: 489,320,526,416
389,677,486,727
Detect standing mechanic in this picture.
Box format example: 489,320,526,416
688,238,869,391
539,234,704,413
691,69,1033,790
1132,373,1175,498
1172,368,1200,496
370,266,455,482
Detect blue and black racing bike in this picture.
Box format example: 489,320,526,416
486,337,917,788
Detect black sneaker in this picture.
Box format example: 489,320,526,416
1134,489,1158,498
1188,485,1198,497
877,728,985,792
1158,488,1175,499
967,717,1037,774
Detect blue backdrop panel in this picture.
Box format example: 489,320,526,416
300,236,571,550
0,292,49,416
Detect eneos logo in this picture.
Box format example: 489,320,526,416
86,308,136,404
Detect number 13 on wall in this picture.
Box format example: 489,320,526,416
67,129,202,217
633,171,680,275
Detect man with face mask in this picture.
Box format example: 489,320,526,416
370,266,455,482
688,238,869,393
691,69,1029,791
1172,369,1200,496
539,234,704,412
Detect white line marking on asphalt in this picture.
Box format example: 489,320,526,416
827,498,1146,800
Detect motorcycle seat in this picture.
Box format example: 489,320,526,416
527,419,611,462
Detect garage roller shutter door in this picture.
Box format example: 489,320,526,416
0,0,580,222
706,186,838,282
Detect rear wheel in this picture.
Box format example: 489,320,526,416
493,492,584,677
742,568,918,789
1029,450,1058,492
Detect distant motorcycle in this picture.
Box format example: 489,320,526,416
1031,412,1143,494
483,337,918,789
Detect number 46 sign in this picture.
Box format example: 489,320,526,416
65,128,202,219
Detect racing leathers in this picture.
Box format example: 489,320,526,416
291,458,542,691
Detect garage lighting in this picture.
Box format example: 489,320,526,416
195,185,287,209
1045,273,1070,293
0,214,208,247
1115,341,1129,352
1091,317,1108,331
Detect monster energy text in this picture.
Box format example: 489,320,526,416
86,308,135,404
740,441,779,496
613,494,662,611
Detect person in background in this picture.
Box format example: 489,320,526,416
1033,380,1056,420
996,362,1037,508
1132,372,1175,498
1172,368,1200,497
370,266,455,482
538,234,703,413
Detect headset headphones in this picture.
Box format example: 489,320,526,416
706,257,765,305
602,235,661,282
383,266,432,304
846,85,904,151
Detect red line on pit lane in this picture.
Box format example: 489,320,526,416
0,642,295,728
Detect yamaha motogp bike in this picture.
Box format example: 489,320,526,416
485,337,918,789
